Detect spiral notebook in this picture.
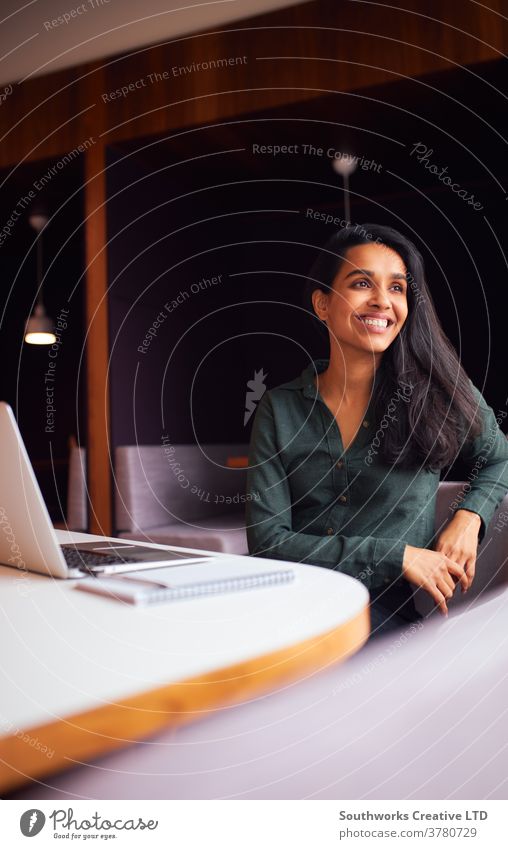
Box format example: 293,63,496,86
76,568,295,605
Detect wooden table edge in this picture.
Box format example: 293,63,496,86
0,604,369,794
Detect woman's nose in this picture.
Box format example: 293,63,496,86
368,289,391,308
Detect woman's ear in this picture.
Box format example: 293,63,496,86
311,288,328,323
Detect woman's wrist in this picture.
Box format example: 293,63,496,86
453,508,482,528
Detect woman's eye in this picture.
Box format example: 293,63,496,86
352,280,406,293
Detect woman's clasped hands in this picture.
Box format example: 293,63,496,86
402,509,481,615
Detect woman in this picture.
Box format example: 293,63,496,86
245,223,508,638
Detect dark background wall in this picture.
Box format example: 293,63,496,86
0,158,86,520
106,140,324,448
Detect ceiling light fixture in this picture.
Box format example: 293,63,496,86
332,153,358,221
24,209,56,346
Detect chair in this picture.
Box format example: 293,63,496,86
413,481,508,617
66,444,87,532
114,444,250,554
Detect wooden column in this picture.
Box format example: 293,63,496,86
83,142,112,535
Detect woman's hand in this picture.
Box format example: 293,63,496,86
402,544,469,616
433,508,481,593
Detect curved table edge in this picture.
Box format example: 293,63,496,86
0,604,370,794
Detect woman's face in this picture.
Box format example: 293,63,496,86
312,242,409,357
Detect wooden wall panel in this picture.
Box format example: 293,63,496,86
0,0,507,169
83,139,112,535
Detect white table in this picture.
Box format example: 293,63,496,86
0,530,369,793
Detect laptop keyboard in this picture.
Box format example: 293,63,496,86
61,546,139,571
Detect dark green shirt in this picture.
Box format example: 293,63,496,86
245,358,508,592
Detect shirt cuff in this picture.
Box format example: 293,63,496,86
372,537,407,585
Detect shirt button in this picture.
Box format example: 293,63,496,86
362,420,369,428
326,527,334,535
336,459,344,469
338,495,347,504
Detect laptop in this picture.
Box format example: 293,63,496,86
0,402,216,578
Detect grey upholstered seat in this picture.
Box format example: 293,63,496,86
119,513,249,554
114,444,250,554
66,445,87,532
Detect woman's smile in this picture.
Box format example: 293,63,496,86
353,312,396,334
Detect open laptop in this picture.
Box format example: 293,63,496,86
0,402,216,578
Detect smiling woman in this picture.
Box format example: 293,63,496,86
245,223,508,639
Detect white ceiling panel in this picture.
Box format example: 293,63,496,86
0,0,308,87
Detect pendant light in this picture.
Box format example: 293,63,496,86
24,209,56,345
332,153,358,222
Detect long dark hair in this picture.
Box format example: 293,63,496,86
303,223,483,471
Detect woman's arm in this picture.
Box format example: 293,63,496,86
245,392,408,590
448,382,508,538
433,382,508,590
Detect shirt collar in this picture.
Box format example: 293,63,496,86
300,358,330,400
297,357,384,421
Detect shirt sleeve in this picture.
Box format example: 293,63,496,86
245,392,407,589
451,382,508,542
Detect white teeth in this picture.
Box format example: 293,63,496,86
361,318,388,327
